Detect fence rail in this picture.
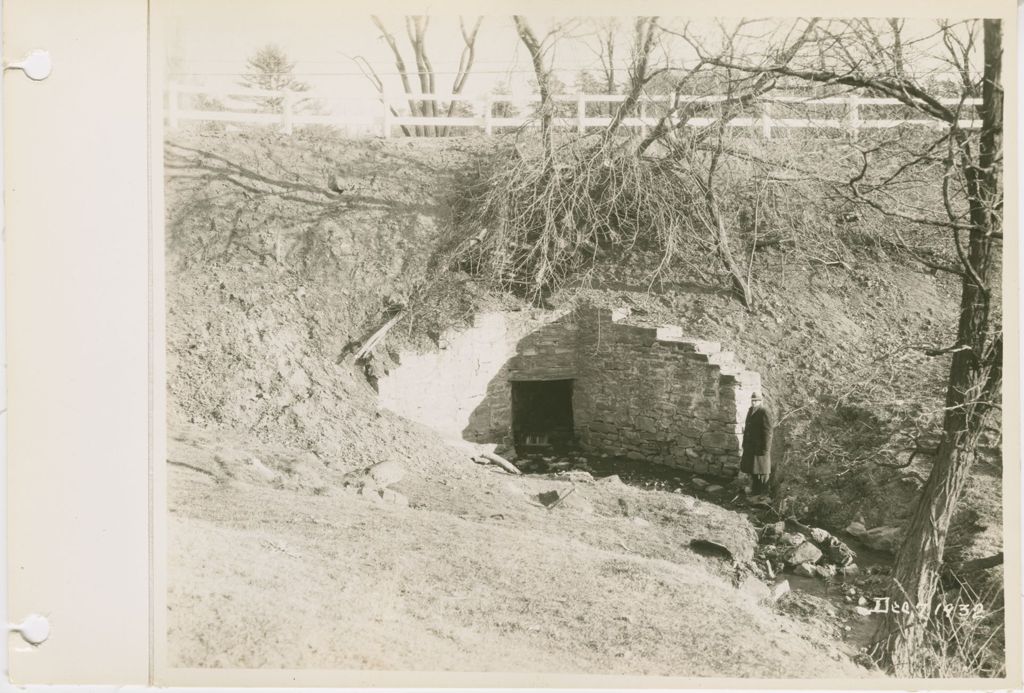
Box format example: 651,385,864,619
166,84,983,138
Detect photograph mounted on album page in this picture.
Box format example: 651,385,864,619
4,0,1021,687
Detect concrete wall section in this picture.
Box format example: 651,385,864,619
377,309,576,443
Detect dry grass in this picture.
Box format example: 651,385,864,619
167,426,873,677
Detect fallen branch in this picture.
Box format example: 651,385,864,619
478,450,521,475
943,552,1004,577
260,539,302,559
354,309,406,362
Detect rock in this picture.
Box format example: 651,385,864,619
793,562,817,578
778,532,805,547
838,563,861,577
631,516,651,527
344,461,404,490
359,486,383,504
705,484,724,493
784,541,823,567
366,461,405,488
537,490,562,506
845,520,868,537
810,527,832,544
691,477,709,489
380,488,408,507
677,496,697,511
559,470,594,483
617,498,637,517
826,537,857,566
247,457,278,482
768,579,791,602
739,575,771,602
599,474,624,486
761,521,786,540
813,564,837,579
860,526,904,552
853,606,872,617
857,596,868,606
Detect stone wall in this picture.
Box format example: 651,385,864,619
376,305,761,477
574,307,760,477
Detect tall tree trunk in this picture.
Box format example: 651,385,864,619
604,17,659,141
870,19,1002,674
440,17,482,137
407,16,437,137
371,15,423,136
513,16,554,160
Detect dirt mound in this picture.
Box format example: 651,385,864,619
165,132,499,467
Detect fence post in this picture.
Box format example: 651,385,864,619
168,83,179,130
760,100,773,139
381,96,392,138
639,99,648,137
577,94,586,134
482,96,493,136
848,93,860,140
281,90,294,135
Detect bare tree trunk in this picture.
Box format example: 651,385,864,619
349,55,412,137
440,17,483,137
605,17,661,140
870,19,1002,673
371,15,423,136
406,16,437,137
513,16,554,160
707,186,754,308
603,30,616,117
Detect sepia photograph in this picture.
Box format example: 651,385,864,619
158,3,1009,682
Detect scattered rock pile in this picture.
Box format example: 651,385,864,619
755,521,859,580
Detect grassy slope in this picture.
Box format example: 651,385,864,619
167,427,868,677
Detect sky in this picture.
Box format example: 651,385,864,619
162,6,607,98
157,3,983,120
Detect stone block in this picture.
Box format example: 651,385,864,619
701,431,740,450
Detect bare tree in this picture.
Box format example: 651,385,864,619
361,15,483,137
512,15,556,157
583,18,620,116
441,18,484,136
603,17,665,139
685,17,1003,672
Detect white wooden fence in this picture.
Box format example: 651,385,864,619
166,84,983,138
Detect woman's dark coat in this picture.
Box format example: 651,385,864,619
740,405,773,475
